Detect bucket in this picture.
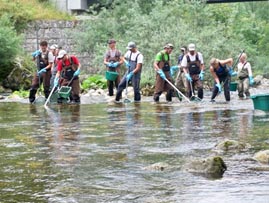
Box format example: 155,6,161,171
230,82,238,91
251,94,269,111
58,86,71,99
105,71,119,81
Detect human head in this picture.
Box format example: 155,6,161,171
210,58,219,69
39,40,48,52
188,43,196,55
180,46,187,54
239,53,247,63
50,44,57,55
126,41,137,51
164,43,174,54
108,39,116,48
57,50,67,60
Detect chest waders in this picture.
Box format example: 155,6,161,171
107,50,121,96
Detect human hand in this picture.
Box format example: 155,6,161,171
157,69,166,80
54,77,59,87
199,71,204,80
32,50,41,57
185,73,192,82
73,69,80,76
216,83,222,93
112,62,119,68
228,68,237,77
107,62,114,68
126,71,134,81
38,68,46,76
249,76,254,86
124,60,130,68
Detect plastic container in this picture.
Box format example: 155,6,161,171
58,86,71,99
105,71,119,81
230,82,238,91
251,94,269,111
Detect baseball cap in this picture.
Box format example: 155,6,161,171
57,50,67,59
164,43,174,49
50,44,57,50
188,43,196,51
126,41,136,49
108,39,116,44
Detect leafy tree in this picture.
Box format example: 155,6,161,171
0,15,22,81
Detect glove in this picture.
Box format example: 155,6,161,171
126,71,134,81
124,60,130,68
32,50,41,57
73,69,80,76
249,76,254,85
54,77,59,87
37,68,46,76
199,70,205,80
228,68,238,77
107,62,114,68
112,62,119,68
216,83,222,93
157,69,166,80
170,65,179,76
185,73,192,82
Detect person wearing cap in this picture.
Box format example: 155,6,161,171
49,44,60,91
209,57,234,102
103,39,123,96
153,43,174,102
115,41,143,102
29,40,54,103
54,50,81,104
181,43,205,100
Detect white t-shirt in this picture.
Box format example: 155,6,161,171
181,52,204,67
238,61,252,76
124,50,143,64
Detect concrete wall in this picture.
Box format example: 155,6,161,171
23,20,93,73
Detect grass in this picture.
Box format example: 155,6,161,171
0,0,73,21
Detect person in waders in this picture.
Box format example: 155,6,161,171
103,39,123,96
54,50,81,104
181,43,205,100
209,57,234,102
115,42,144,103
29,40,54,104
235,53,254,99
153,43,174,102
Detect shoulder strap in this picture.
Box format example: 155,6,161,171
135,53,140,62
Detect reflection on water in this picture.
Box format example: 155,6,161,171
0,102,269,203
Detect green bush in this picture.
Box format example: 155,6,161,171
0,15,22,82
81,74,107,90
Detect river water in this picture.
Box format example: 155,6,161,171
0,93,269,203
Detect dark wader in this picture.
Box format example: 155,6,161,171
187,55,203,99
58,57,80,103
29,52,51,103
153,61,174,102
115,54,141,102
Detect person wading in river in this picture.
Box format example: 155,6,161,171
54,50,81,104
153,43,174,102
29,40,54,104
103,39,123,96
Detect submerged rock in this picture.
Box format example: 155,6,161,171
253,150,269,164
214,139,251,153
184,156,227,178
143,162,170,171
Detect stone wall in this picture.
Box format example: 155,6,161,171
23,20,92,73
